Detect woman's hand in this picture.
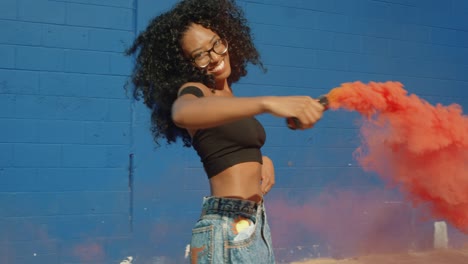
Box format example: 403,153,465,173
261,156,275,195
262,96,325,130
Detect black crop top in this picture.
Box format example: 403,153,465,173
178,86,266,178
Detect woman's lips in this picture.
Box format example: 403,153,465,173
209,60,225,74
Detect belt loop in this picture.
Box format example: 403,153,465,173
216,197,221,211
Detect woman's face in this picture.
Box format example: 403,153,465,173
181,23,231,81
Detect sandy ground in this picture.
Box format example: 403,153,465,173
292,248,468,264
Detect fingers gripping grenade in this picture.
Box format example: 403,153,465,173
286,95,329,130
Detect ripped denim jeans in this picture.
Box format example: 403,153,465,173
189,196,275,264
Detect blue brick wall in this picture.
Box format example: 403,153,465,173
1,0,467,263
0,0,134,263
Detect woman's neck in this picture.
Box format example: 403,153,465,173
213,79,231,94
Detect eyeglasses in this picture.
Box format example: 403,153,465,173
190,38,228,68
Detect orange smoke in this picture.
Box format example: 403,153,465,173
72,241,105,262
326,81,468,233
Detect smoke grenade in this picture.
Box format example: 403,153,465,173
286,95,329,130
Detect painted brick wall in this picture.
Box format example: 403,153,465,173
0,0,135,263
1,0,467,263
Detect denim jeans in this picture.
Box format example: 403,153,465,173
190,196,276,264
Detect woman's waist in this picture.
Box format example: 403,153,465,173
209,162,262,201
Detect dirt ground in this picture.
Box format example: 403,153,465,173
292,248,468,264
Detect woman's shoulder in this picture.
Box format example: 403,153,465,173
178,82,212,97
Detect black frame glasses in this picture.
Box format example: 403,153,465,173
190,38,229,68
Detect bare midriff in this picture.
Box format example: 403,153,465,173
209,161,263,203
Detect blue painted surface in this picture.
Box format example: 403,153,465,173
0,0,467,263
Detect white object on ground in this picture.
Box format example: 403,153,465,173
185,244,190,259
120,256,133,264
434,221,448,249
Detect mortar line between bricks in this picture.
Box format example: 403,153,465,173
0,67,131,77
259,42,468,57
247,1,416,12
128,154,134,233
0,190,129,193
0,17,134,32
0,191,129,194
0,92,132,101
252,19,468,35
0,43,130,55
0,117,132,123
0,142,129,146
2,166,130,169
259,51,468,68
369,0,417,7
49,0,134,10
0,235,132,243
127,0,138,235
1,212,129,218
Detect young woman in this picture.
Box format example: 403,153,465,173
126,0,325,263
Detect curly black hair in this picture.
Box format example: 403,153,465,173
126,0,265,147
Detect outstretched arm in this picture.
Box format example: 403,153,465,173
172,83,324,130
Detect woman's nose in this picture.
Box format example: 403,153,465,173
208,51,222,63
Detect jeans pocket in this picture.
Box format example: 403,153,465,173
190,224,214,264
225,215,257,247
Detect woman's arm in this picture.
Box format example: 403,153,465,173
171,84,325,130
